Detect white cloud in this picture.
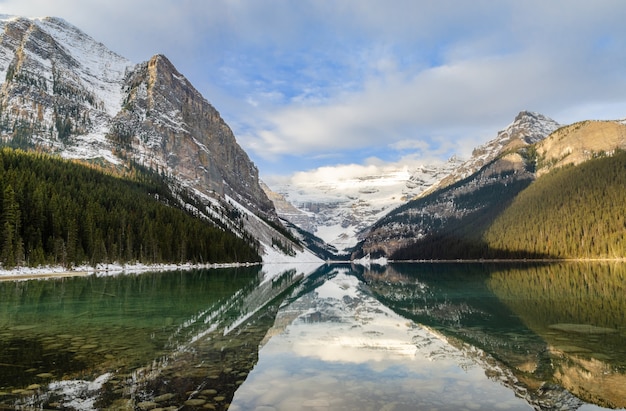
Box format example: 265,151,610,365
242,51,554,160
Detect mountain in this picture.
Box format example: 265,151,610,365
534,119,626,175
356,111,626,260
419,111,560,198
264,158,462,254
0,15,314,263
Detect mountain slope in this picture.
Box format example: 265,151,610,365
358,111,559,259
420,111,560,198
110,54,276,218
483,146,626,259
0,16,131,153
535,119,626,175
0,15,310,263
361,115,626,260
0,148,261,268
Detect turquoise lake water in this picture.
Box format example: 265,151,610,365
0,263,624,410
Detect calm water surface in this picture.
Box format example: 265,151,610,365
0,263,624,410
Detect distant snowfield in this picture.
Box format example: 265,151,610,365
267,159,461,251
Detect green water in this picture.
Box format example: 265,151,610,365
0,266,305,410
0,263,625,410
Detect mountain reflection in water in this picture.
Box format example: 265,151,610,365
0,263,625,410
358,262,626,410
230,267,530,411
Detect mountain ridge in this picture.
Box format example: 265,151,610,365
265,157,463,253
418,111,560,199
266,110,561,257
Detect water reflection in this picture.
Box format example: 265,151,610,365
1,263,625,410
230,266,531,411
0,265,319,410
487,263,626,409
360,262,626,410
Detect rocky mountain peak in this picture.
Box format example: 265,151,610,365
472,110,560,166
111,52,276,219
504,110,561,145
0,15,278,228
419,111,559,198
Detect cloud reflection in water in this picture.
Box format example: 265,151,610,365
230,269,529,410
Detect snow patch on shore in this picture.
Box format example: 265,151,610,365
0,261,260,281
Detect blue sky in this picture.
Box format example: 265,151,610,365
2,1,626,182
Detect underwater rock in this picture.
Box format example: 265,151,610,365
184,398,206,406
548,323,618,334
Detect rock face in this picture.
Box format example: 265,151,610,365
0,16,130,147
0,16,277,223
111,54,275,218
261,181,315,232
535,119,626,176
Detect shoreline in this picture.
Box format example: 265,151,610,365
0,262,261,282
2,258,625,281
384,257,626,264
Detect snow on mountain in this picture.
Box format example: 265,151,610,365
357,111,563,259
0,15,301,263
0,16,132,128
265,158,462,253
421,111,560,197
36,17,132,115
266,112,558,255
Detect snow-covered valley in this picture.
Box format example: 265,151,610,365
265,158,462,252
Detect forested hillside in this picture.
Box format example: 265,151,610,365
483,150,626,258
389,150,626,260
0,148,261,268
387,175,547,260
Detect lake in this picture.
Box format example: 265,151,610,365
0,262,625,410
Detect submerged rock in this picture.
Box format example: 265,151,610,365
153,393,176,403
184,398,206,406
548,323,618,334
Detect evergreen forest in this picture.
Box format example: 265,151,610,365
391,150,626,260
0,148,261,268
483,150,626,259
389,176,543,260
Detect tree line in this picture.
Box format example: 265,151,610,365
0,148,261,268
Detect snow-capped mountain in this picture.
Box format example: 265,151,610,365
264,112,558,255
420,111,560,198
264,157,462,253
0,15,313,262
357,111,561,259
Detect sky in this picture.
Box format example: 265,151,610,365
2,0,626,184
